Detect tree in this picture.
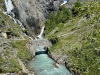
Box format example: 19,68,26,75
72,1,83,16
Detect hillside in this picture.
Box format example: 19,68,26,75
0,11,32,73
45,1,100,75
0,0,100,75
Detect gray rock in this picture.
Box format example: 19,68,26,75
27,39,52,56
12,0,62,37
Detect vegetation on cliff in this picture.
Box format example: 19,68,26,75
45,1,100,75
45,5,72,34
0,0,6,11
0,11,32,73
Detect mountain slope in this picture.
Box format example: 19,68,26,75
45,1,100,75
0,11,32,73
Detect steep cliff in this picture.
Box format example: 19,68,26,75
12,0,62,37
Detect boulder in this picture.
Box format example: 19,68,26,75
52,63,59,68
44,46,52,57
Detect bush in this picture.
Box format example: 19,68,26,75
8,28,20,37
22,29,27,34
72,1,83,16
49,37,58,45
0,0,3,2
1,20,5,25
2,5,6,10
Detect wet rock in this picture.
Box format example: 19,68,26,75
12,8,19,18
52,63,59,68
44,46,49,51
44,46,52,57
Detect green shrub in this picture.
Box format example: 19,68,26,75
22,29,27,34
8,28,20,37
49,36,58,45
72,1,83,16
12,33,19,37
2,5,6,10
1,20,5,25
0,0,3,2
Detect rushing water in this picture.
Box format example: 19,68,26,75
29,46,71,75
4,0,33,40
4,0,25,30
60,0,67,6
37,26,45,39
4,0,15,17
4,0,71,74
30,26,71,75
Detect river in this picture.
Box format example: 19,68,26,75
29,27,71,75
29,46,71,75
4,0,71,75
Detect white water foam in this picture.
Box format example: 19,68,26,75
60,1,67,6
4,0,33,40
5,0,15,17
17,20,25,30
37,26,45,40
29,46,71,75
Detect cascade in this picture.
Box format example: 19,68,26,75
29,18,71,75
3,0,72,74
37,26,45,40
60,0,67,6
4,0,15,17
4,0,33,40
17,20,25,30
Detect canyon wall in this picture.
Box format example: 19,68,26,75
12,0,62,38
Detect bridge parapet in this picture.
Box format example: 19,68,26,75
27,39,52,56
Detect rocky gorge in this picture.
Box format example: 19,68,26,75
11,0,62,37
0,0,100,75
0,0,71,75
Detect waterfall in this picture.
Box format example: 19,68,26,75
60,0,67,6
17,20,25,30
4,0,33,40
37,26,45,40
3,0,72,74
4,0,25,30
5,0,15,17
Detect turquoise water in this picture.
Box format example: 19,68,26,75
29,46,71,75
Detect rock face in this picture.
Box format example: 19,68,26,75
27,39,52,56
12,0,62,37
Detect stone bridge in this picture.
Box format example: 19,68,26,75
27,39,52,56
